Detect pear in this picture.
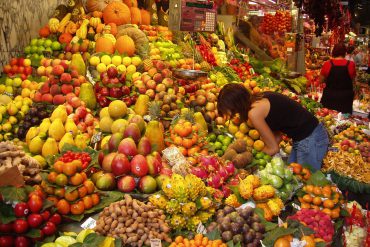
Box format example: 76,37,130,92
29,136,45,155
49,119,66,141
42,137,59,158
79,83,96,110
39,118,51,134
50,105,68,123
59,132,75,151
74,134,88,149
65,118,78,136
26,127,40,145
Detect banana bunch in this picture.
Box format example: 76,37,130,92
283,76,307,94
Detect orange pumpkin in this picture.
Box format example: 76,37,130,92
96,37,115,54
39,26,50,38
115,35,135,56
103,2,131,25
86,0,121,12
130,7,141,25
123,0,137,8
140,9,151,25
107,23,118,36
59,33,73,44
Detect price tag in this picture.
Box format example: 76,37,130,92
81,217,96,229
90,132,102,144
196,222,207,234
150,239,162,247
287,47,293,52
237,201,256,209
292,203,301,210
278,217,284,226
249,68,255,75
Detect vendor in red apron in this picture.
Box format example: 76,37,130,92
320,43,356,114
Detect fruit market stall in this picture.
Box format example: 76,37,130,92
0,0,369,247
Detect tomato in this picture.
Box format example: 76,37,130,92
41,210,50,221
0,222,13,233
49,213,62,225
42,221,56,236
13,219,29,234
14,202,29,217
14,236,30,247
28,195,43,213
0,235,14,247
27,214,43,228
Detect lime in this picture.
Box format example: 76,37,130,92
221,145,228,152
258,159,267,166
255,152,264,159
207,133,217,142
263,154,272,161
216,150,224,157
214,141,223,150
217,135,225,142
222,136,232,146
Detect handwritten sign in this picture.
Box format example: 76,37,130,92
81,217,96,229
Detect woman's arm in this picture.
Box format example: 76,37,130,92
248,110,280,156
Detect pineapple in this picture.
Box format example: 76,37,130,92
166,199,181,214
200,61,212,72
185,174,207,200
149,194,168,209
225,194,241,208
253,185,276,201
169,214,186,230
182,202,197,216
239,179,254,200
147,101,162,120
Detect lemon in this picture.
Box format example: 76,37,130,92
122,56,132,66
126,64,136,74
96,63,107,73
99,116,114,133
117,64,127,74
131,56,142,66
89,56,100,66
108,100,127,119
5,78,13,86
100,55,112,65
99,107,110,118
111,55,122,66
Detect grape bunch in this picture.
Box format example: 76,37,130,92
16,104,55,139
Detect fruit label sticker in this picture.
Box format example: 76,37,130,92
81,217,96,229
150,239,162,247
196,222,207,234
238,201,256,209
91,132,102,144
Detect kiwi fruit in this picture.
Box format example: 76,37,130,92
229,139,247,153
223,149,237,161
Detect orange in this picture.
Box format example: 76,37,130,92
82,195,93,210
194,234,203,242
182,138,193,149
80,172,88,181
301,203,311,209
311,205,320,210
253,140,265,151
323,199,335,209
53,161,64,173
301,168,311,179
282,235,293,242
188,146,200,157
331,208,340,219
321,208,332,216
63,162,77,176
303,194,313,203
47,171,58,183
322,185,332,197
173,136,183,146
201,237,209,246
69,173,84,186
55,173,68,187
313,186,322,196
175,236,184,244
78,186,88,198
57,199,70,215
71,160,83,172
54,188,66,198
312,197,322,206
65,189,79,202
301,236,315,247
91,193,100,206
83,180,95,194
248,129,260,140
304,185,314,193
70,200,85,215
273,237,291,247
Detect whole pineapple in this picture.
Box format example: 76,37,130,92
239,180,254,200
172,175,189,202
166,199,181,214
182,202,197,216
225,194,241,208
143,58,154,71
169,214,186,230
149,194,168,209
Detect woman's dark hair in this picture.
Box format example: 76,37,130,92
332,43,347,57
347,46,355,54
217,83,262,122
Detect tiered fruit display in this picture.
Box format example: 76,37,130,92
2,58,33,79
43,157,100,216
61,39,91,62
95,194,172,246
140,25,173,41
149,40,182,61
0,141,42,184
190,155,236,195
149,174,216,231
298,184,343,220
171,234,227,247
288,209,335,243
0,187,62,245
259,157,297,201
206,132,234,157
206,206,265,245
259,10,292,35
222,139,253,168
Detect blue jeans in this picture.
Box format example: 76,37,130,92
288,123,329,171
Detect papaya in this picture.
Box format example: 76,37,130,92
134,94,150,116
144,120,164,152
193,112,208,135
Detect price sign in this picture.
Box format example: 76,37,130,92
150,239,162,247
81,217,96,229
90,132,102,144
196,222,207,234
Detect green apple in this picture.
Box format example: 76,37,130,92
37,38,45,47
30,46,38,54
24,46,31,54
37,46,45,54
5,78,13,86
89,56,100,66
51,41,61,50
30,38,38,46
44,39,52,48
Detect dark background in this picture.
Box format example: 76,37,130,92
349,0,370,27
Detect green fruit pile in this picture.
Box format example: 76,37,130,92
251,149,272,169
207,132,233,157
24,38,62,65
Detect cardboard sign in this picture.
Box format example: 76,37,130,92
81,217,97,229
150,239,162,247
0,166,24,187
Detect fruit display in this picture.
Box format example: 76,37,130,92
0,186,62,245
149,40,182,61
222,139,253,169
288,162,311,181
259,10,292,35
288,209,335,243
298,184,343,219
206,132,233,157
24,38,62,64
149,174,216,231
170,234,227,247
139,25,173,42
0,141,41,184
206,206,265,246
95,194,171,246
2,58,33,79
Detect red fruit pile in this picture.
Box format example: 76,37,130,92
59,151,92,170
197,44,217,66
2,57,33,80
191,156,236,196
229,58,254,81
260,10,292,35
289,208,334,242
0,192,61,247
69,105,97,136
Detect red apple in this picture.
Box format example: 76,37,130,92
111,153,131,176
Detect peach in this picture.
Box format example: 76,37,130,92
50,84,61,96
41,93,53,103
53,94,66,105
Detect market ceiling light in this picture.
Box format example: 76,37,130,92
349,31,357,37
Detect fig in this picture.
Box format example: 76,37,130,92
233,234,243,244
235,216,245,225
242,224,250,233
251,214,261,223
238,207,253,219
255,232,263,241
252,222,261,232
222,231,233,242
207,222,218,233
229,212,239,222
223,205,235,214
230,222,242,234
244,232,254,242
221,222,231,232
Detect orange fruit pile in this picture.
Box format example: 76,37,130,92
169,234,227,247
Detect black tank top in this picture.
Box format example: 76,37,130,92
263,92,319,141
